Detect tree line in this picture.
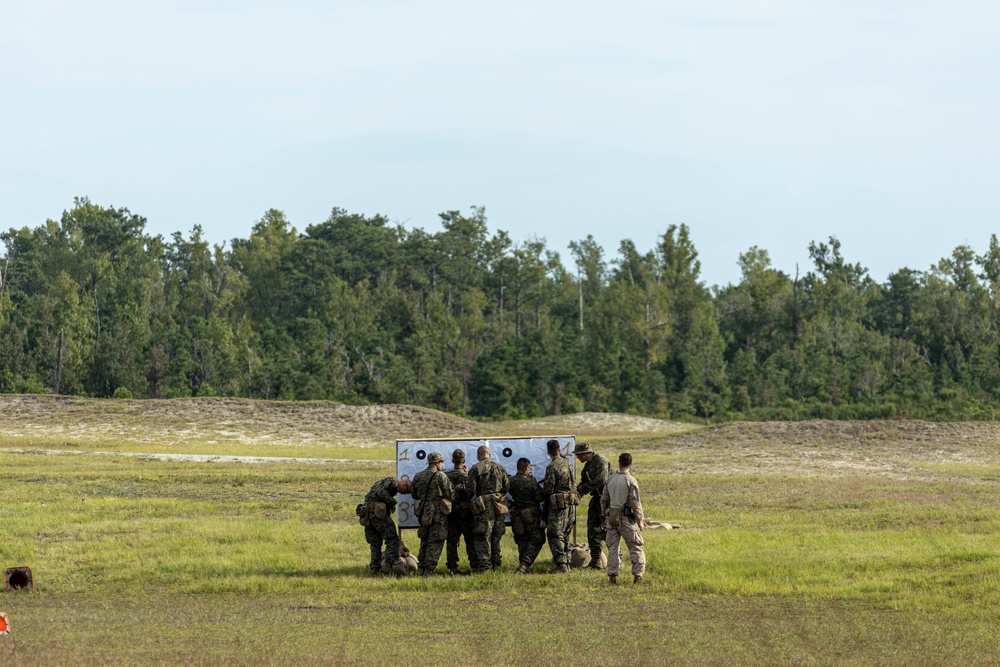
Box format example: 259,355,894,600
2,197,1000,421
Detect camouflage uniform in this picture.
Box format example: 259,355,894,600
544,455,575,567
578,452,611,565
412,464,455,574
466,458,510,572
363,477,401,575
445,465,478,572
509,472,547,568
600,470,646,578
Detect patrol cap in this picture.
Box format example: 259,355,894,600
427,451,444,463
573,442,593,455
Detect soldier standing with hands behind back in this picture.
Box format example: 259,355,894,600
574,441,611,569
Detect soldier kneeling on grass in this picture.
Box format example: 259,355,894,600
358,477,411,576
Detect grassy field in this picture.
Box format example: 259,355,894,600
1,396,1000,665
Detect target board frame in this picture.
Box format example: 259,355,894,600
395,435,576,529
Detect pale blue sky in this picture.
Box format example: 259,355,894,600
2,1,998,285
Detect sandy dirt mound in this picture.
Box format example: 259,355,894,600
632,419,1000,481
0,396,695,449
0,395,484,448
508,412,693,436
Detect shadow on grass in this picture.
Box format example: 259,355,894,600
248,565,367,578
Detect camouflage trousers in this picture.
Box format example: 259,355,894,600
473,504,505,571
512,510,546,567
446,509,478,572
546,506,575,566
417,511,449,573
586,494,606,562
365,517,399,575
606,517,645,577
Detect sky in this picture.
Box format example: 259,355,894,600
2,0,998,286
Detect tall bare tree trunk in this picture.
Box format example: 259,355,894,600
792,264,801,346
54,329,64,394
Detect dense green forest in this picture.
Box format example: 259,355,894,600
3,198,1000,421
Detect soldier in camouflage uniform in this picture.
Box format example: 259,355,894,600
466,445,510,572
445,448,478,573
362,477,411,576
411,451,455,576
543,438,576,573
509,457,547,573
574,441,611,569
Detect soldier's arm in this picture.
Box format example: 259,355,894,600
578,463,599,495
628,477,645,527
543,465,554,496
600,484,610,514
592,458,610,489
529,477,544,504
499,467,510,495
439,471,454,499
466,468,478,497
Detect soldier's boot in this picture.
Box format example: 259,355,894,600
554,563,571,574
517,562,530,574
633,575,649,585
609,574,619,586
588,561,605,570
416,568,426,576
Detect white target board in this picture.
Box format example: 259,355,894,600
395,436,576,529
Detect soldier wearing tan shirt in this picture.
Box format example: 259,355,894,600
600,452,649,585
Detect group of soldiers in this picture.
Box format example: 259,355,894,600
359,439,649,585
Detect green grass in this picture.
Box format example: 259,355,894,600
1,439,1000,664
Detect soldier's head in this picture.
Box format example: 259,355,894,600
397,479,412,495
477,445,491,461
573,441,593,462
427,451,445,470
546,439,561,458
516,457,531,474
618,452,633,471
452,448,466,467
